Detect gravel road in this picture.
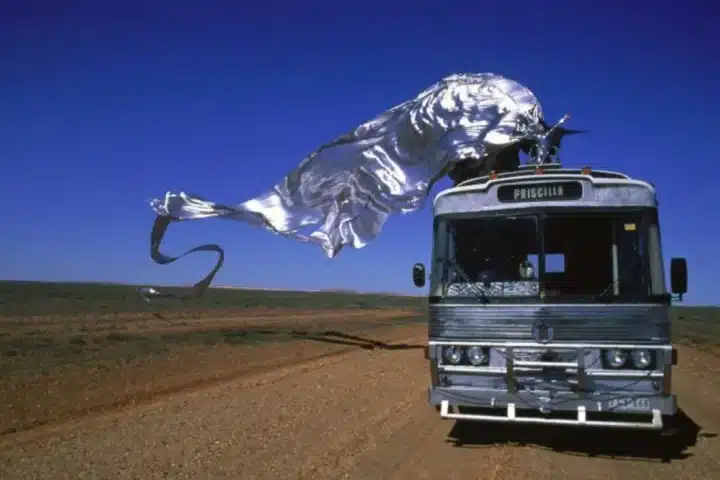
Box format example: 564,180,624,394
1,324,717,479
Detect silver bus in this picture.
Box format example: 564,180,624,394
412,163,688,430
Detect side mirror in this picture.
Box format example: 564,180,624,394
670,257,687,299
412,263,426,288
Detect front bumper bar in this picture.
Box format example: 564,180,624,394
428,340,676,430
438,400,663,429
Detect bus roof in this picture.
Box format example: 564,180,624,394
433,164,657,215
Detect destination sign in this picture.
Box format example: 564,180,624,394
497,181,583,203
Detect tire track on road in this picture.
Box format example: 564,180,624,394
0,324,425,449
0,327,429,479
2,332,717,480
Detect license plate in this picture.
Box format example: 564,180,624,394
605,397,651,411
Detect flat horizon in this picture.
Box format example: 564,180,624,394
1,279,716,306
0,279,423,297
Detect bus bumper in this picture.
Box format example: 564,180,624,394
429,386,677,430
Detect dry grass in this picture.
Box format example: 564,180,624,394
672,307,720,356
0,311,426,435
0,281,426,436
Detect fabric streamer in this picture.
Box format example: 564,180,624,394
143,73,554,300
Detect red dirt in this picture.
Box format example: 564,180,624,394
0,311,717,479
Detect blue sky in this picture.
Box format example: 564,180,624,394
2,1,718,304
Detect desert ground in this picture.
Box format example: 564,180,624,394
0,282,718,479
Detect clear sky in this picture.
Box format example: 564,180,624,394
2,1,718,304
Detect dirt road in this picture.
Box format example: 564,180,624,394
1,323,717,479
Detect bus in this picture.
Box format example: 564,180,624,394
412,162,688,430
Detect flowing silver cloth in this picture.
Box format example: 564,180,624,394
144,73,546,298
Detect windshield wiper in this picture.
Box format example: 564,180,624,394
592,247,644,301
446,257,491,304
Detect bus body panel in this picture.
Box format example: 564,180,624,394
429,303,670,342
423,167,678,429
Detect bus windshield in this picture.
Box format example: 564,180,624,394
433,211,656,303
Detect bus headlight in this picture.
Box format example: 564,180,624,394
604,349,628,368
443,346,463,365
467,346,489,366
631,349,653,369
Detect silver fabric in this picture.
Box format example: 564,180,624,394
149,73,546,259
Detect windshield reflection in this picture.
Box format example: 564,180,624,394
436,212,651,302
